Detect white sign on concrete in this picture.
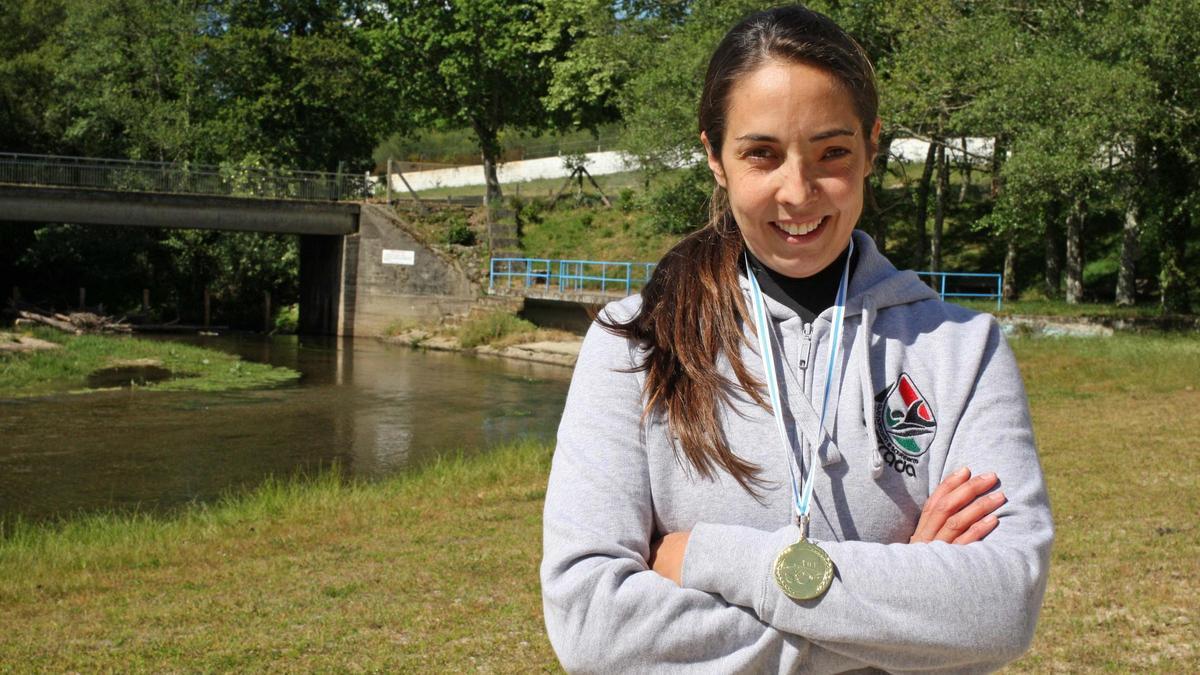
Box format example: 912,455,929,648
381,249,416,266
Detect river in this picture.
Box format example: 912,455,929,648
0,334,573,522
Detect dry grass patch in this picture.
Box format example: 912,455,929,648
1007,335,1199,672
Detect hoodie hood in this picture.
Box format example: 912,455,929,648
737,230,940,481
737,230,939,323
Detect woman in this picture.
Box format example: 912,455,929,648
541,6,1052,672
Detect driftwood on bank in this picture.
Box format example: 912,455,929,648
15,309,132,335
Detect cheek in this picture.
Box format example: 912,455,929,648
819,175,864,207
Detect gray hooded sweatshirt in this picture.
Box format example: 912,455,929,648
541,231,1053,673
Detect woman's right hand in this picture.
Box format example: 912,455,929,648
910,467,1007,544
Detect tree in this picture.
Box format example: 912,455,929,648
372,1,569,204
196,0,388,170
50,0,203,161
0,0,67,153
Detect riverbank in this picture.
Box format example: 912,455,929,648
1,334,1196,670
383,312,583,368
0,328,299,398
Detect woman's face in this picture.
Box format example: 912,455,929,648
703,59,879,278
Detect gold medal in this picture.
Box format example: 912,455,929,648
773,539,833,600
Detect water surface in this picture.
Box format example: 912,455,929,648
0,335,573,522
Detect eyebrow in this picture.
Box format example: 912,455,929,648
734,128,857,143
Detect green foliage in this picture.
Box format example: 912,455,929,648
456,311,536,349
197,1,386,170
647,163,712,235
370,0,603,201
273,304,299,334
445,221,477,247
617,188,637,213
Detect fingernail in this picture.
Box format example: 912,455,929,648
984,514,999,525
955,466,970,478
992,491,1007,502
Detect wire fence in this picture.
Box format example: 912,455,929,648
0,152,371,201
489,257,656,297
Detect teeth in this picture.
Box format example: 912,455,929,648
776,218,822,236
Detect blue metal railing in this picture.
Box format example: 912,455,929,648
490,257,1002,309
490,258,656,297
916,271,1003,310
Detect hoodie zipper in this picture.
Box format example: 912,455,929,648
797,322,814,372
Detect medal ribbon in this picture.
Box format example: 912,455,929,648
745,239,854,532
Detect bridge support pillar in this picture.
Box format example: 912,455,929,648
299,234,344,335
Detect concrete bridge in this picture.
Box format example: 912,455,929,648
0,182,480,336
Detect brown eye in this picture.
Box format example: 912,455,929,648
823,147,851,160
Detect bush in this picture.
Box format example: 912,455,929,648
617,188,638,213
457,311,536,349
446,221,477,246
273,304,299,334
647,163,712,235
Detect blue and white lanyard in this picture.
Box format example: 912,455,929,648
745,240,854,536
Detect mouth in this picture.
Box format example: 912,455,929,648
771,215,829,240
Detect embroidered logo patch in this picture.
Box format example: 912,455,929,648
874,373,937,476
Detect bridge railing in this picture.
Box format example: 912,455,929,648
489,258,656,297
916,271,1003,310
0,152,370,201
490,258,1003,308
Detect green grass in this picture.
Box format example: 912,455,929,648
0,328,299,398
0,335,1196,670
955,298,1172,320
520,204,680,263
456,311,537,349
0,440,558,672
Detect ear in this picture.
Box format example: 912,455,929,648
701,131,727,188
864,117,882,177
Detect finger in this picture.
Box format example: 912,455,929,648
934,490,1007,543
932,471,999,527
911,467,972,542
952,513,1000,545
914,471,999,543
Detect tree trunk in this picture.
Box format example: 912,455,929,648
865,133,894,252
1003,233,1017,301
1156,148,1192,313
957,137,971,203
914,139,936,268
990,137,1006,199
474,121,503,206
1043,202,1061,298
931,140,948,273
1115,203,1140,306
1064,198,1084,304
993,136,1016,301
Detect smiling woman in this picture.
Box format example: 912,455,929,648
541,4,1052,674
703,60,878,279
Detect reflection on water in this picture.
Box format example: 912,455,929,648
0,334,573,521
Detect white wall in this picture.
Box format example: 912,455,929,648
385,138,996,192
390,151,636,192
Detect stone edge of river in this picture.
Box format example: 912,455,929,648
381,331,583,368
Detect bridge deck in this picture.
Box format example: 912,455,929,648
0,184,359,235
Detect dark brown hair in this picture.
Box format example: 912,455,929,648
601,5,879,493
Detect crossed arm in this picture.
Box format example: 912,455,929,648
650,466,1009,585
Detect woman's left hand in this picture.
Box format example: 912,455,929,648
649,531,690,586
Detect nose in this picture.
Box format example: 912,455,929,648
775,156,817,207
